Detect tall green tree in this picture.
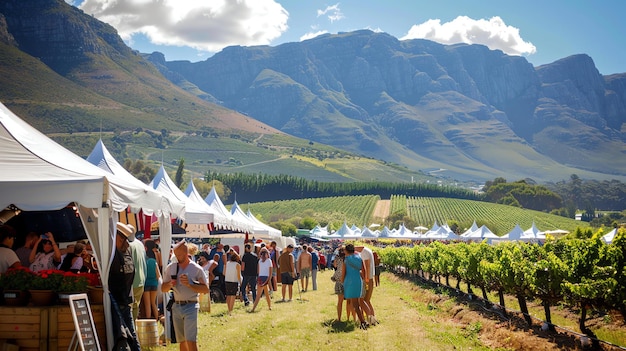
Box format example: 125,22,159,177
175,158,185,188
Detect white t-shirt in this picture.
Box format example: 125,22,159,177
224,261,241,283
0,247,19,274
258,258,273,277
359,247,375,279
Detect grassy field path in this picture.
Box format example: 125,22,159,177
152,269,618,350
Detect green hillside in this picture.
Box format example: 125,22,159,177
50,132,442,184
248,195,590,236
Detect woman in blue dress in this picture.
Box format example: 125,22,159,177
341,243,368,329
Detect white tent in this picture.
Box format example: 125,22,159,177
327,222,354,238
0,102,181,347
391,223,414,239
498,224,525,242
309,225,328,238
204,187,235,231
521,222,546,242
424,225,460,240
360,226,378,238
378,226,393,238
463,225,499,243
204,187,252,233
246,209,282,239
230,201,255,234
86,140,185,217
601,228,618,244
461,221,480,238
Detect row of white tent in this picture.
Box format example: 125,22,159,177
87,139,282,240
0,102,279,346
310,221,592,244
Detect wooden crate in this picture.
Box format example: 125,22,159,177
0,307,49,351
0,305,107,351
49,305,107,351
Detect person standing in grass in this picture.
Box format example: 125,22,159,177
342,243,368,329
269,241,279,293
332,246,354,322
373,250,381,287
240,244,258,306
309,245,319,291
297,244,312,292
278,244,296,301
143,239,162,320
224,250,242,315
250,247,273,312
162,241,209,351
356,245,378,325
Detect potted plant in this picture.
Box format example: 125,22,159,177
85,272,104,304
0,267,33,306
29,269,64,306
57,272,89,304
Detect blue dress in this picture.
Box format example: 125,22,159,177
343,254,363,299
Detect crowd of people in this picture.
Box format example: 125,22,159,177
2,222,384,351
0,224,99,274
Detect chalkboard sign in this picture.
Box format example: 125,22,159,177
68,293,101,351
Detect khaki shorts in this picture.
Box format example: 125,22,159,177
300,267,311,278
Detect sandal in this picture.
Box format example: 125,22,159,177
360,321,368,330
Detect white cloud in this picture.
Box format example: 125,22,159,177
79,0,289,53
401,16,536,56
317,3,345,23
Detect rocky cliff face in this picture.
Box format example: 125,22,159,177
162,30,626,180
0,0,131,75
0,14,17,46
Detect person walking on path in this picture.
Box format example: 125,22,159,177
269,241,279,293
297,244,312,292
240,243,258,306
250,247,273,312
162,241,209,351
127,229,146,321
332,246,354,322
224,251,242,315
342,244,368,330
143,239,162,320
278,244,296,301
309,246,319,291
355,245,378,325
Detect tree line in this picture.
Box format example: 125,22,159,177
204,171,482,204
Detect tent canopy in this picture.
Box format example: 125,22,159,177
0,102,180,347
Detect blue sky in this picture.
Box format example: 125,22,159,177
71,0,625,75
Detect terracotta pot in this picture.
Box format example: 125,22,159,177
3,290,29,306
56,291,83,305
29,289,56,306
87,286,104,305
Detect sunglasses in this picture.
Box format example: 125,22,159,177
260,252,268,256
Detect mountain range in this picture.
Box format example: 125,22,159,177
1,0,625,184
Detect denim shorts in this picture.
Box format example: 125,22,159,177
172,303,199,342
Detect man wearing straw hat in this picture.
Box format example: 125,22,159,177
162,241,209,351
109,222,140,351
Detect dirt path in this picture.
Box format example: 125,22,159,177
372,199,390,220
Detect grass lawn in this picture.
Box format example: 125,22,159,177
152,270,492,351
148,270,625,350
